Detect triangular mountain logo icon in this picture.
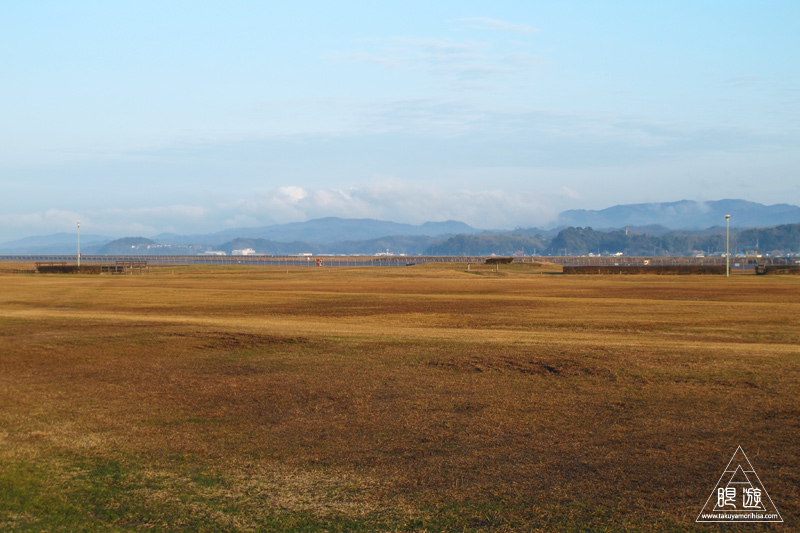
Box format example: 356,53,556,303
696,446,783,522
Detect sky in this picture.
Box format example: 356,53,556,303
1,1,798,241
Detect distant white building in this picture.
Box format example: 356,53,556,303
202,251,226,256
232,248,256,256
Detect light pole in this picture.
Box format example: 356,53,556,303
725,214,730,277
77,221,81,269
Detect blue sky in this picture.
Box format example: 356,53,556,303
1,1,798,240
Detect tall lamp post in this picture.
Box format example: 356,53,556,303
725,214,730,277
77,221,81,269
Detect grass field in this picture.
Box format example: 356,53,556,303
1,263,798,531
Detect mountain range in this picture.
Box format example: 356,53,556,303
152,218,479,246
0,233,115,255
556,199,800,229
1,200,798,255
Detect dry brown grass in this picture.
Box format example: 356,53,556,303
0,263,798,531
0,262,36,273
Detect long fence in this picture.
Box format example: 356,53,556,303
0,254,796,268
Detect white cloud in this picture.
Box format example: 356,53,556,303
0,205,217,242
275,186,308,203
0,182,559,243
100,205,208,219
458,17,538,35
334,36,538,86
90,205,210,237
222,179,558,230
0,209,83,239
0,208,81,226
556,187,581,201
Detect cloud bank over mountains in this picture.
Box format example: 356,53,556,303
1,181,558,242
4,197,799,247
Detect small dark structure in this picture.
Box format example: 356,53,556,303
101,261,148,274
35,260,147,275
762,264,800,275
485,257,514,265
35,261,67,270
36,264,101,274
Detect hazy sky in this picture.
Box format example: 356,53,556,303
2,1,798,240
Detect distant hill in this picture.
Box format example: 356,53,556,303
96,237,159,254
217,238,320,255
0,218,479,253
556,200,800,229
93,237,203,255
737,223,800,253
219,235,438,255
541,223,800,256
544,227,729,256
425,234,548,256
2,203,800,256
158,217,480,246
0,232,112,254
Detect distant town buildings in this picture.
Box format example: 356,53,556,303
743,246,760,258
232,248,256,256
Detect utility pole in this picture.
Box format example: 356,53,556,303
77,221,81,269
725,214,730,277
